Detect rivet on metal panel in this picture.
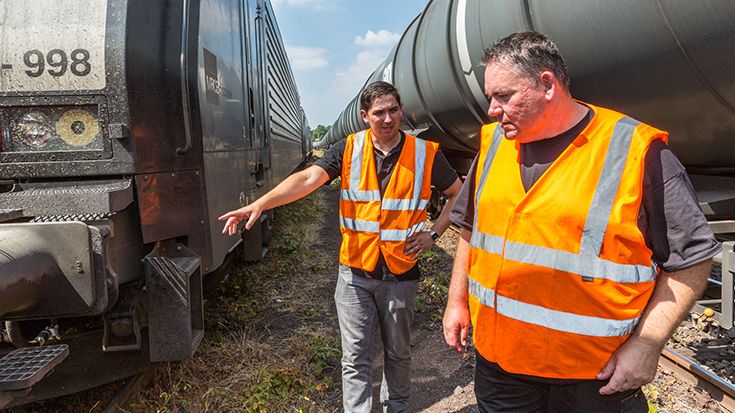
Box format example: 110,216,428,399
171,173,176,177
200,220,204,225
75,261,84,274
143,176,148,180
176,245,182,251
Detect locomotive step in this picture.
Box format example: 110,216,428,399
0,345,69,391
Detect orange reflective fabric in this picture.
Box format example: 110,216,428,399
468,104,668,379
339,129,438,274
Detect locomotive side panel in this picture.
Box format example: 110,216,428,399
260,0,310,186
198,0,254,273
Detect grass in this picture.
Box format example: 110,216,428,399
129,189,343,412
415,234,456,324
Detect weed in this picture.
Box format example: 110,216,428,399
307,335,341,380
330,176,342,190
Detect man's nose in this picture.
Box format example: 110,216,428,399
487,101,502,118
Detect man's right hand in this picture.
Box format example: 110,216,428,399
443,301,470,352
218,204,263,235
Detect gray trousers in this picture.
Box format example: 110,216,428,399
334,264,418,413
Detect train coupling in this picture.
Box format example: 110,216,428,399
0,344,69,408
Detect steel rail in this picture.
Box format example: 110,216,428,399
101,370,152,413
660,347,735,413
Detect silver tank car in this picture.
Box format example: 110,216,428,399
321,0,735,174
0,0,310,407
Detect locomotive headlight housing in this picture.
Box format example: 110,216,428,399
1,105,104,153
56,109,101,147
13,112,56,149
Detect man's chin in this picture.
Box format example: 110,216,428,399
502,131,518,140
376,129,398,140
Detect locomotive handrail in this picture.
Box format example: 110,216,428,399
176,0,194,155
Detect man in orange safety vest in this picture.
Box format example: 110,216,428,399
222,81,461,412
443,32,720,412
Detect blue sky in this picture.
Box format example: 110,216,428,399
271,0,427,128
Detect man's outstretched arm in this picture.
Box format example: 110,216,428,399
219,165,330,235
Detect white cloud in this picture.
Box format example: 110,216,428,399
271,0,341,11
331,29,400,95
354,30,401,47
286,45,328,70
334,50,385,91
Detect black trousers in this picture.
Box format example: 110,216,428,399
474,351,649,413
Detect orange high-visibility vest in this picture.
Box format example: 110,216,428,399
468,103,668,379
339,129,438,274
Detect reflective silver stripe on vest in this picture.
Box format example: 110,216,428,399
382,198,429,211
467,276,639,337
468,276,495,308
341,189,381,202
413,137,427,201
340,217,379,233
473,126,504,231
380,221,426,241
579,117,640,257
381,137,430,211
504,241,656,283
349,130,367,191
469,231,504,255
471,117,656,283
496,295,640,337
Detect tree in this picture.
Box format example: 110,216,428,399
311,124,330,142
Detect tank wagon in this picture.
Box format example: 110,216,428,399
322,0,735,335
0,0,310,407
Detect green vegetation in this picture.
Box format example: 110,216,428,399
416,241,454,323
130,190,342,412
311,125,330,143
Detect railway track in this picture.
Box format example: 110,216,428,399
659,346,735,412
101,370,151,413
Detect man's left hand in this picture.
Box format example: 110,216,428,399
405,231,435,259
596,336,660,395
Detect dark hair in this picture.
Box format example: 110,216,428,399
360,81,402,112
482,31,570,89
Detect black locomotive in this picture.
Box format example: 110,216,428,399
0,0,310,407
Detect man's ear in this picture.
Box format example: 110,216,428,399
360,109,369,124
540,71,555,101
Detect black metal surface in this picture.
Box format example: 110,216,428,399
0,222,112,320
0,345,69,391
5,330,151,408
145,241,203,362
135,170,210,269
0,210,21,223
691,175,735,220
0,179,133,217
125,0,201,174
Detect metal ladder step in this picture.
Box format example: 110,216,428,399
0,345,69,391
